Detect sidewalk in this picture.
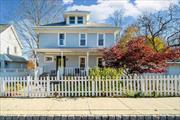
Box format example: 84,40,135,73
0,97,180,116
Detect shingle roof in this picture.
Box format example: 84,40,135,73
0,54,27,62
42,22,114,27
0,24,10,33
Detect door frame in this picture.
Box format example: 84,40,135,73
79,56,86,69
56,56,66,71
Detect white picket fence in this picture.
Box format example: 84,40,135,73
0,75,180,97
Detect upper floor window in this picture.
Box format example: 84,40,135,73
79,33,86,46
98,34,105,46
58,33,65,46
69,16,75,24
78,16,83,24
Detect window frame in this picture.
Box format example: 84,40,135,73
97,33,105,47
79,33,87,47
79,56,86,69
44,56,54,62
77,16,83,24
7,47,10,54
96,57,103,68
69,16,75,24
58,33,66,46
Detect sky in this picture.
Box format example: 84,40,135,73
0,0,179,25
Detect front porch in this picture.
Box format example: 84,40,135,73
35,48,103,76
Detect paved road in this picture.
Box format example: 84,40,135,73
0,97,180,116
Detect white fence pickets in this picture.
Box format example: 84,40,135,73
0,75,180,97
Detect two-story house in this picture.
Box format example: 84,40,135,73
0,24,27,70
34,10,119,76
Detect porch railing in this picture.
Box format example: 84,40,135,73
57,67,88,76
0,68,32,76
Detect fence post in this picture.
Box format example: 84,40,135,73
27,76,30,97
140,75,145,94
1,77,5,96
92,78,95,96
0,77,2,96
47,76,50,96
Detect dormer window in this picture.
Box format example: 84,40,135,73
78,16,83,24
69,16,75,24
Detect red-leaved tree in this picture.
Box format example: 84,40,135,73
103,37,179,75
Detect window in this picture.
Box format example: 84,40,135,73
78,16,83,24
14,47,17,54
97,57,103,68
98,34,105,46
45,56,53,62
79,57,86,69
59,33,65,46
80,33,86,46
7,47,10,54
5,62,8,68
69,16,75,24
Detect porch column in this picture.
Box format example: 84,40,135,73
86,52,89,76
34,50,38,81
61,51,64,76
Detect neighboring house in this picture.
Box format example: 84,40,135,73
34,10,119,76
0,24,27,70
167,60,180,75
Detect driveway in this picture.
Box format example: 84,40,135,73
0,97,180,116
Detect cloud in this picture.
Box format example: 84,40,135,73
67,0,178,23
63,0,73,5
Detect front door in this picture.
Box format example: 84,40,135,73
79,57,86,70
56,56,66,71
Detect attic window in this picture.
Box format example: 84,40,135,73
69,16,75,24
78,16,83,24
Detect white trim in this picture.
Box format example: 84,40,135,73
96,57,103,67
10,25,23,49
79,56,86,68
97,33,105,47
79,33,87,47
44,56,54,62
58,33,66,46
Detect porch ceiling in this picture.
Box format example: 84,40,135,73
34,48,104,55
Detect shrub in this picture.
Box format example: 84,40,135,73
89,67,124,78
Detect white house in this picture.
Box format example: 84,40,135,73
0,24,27,76
34,10,119,76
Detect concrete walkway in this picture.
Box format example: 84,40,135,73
0,97,180,116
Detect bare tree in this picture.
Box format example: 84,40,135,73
13,0,64,60
137,4,180,51
108,9,124,38
109,9,124,28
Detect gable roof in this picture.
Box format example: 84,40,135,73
0,54,27,62
0,24,10,33
0,24,23,49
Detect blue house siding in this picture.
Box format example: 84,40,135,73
66,33,79,47
38,53,100,73
39,33,115,48
39,33,58,48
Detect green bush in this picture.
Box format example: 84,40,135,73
89,67,124,78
